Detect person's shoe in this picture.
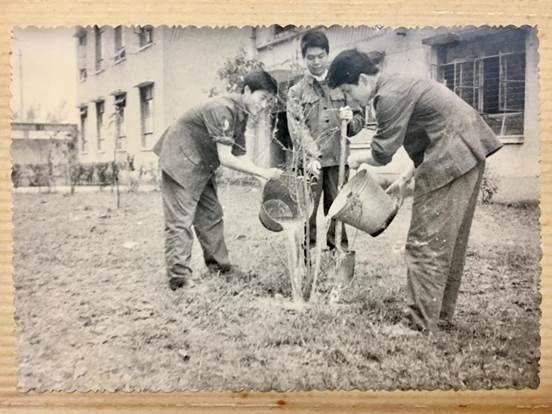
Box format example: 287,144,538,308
168,276,187,291
208,264,251,281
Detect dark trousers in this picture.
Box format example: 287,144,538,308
404,162,485,331
161,171,230,279
307,165,348,249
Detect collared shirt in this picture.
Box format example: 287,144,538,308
370,74,502,194
153,94,248,186
286,72,364,167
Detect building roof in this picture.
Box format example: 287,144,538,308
421,26,530,46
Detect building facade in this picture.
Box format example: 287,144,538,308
254,25,539,203
75,25,539,202
75,26,255,173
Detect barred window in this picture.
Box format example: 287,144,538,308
437,51,526,140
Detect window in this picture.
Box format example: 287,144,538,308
77,30,87,81
437,53,525,139
94,26,103,72
114,93,126,150
95,100,105,151
274,25,295,37
114,26,126,62
80,106,88,152
78,33,87,46
137,26,153,48
433,30,527,140
139,84,154,148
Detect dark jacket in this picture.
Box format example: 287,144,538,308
287,73,365,167
371,74,502,194
153,94,247,187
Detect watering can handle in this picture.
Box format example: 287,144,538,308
385,167,414,208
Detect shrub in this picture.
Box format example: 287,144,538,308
480,168,499,204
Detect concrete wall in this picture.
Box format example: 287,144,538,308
161,27,255,124
12,138,70,166
162,27,276,172
74,26,539,202
255,27,445,176
76,26,258,173
484,29,540,203
76,26,165,170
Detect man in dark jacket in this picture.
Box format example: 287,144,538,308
287,30,365,251
327,49,502,333
153,71,283,290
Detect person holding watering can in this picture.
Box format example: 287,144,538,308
328,49,502,334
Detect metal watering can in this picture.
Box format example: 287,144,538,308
328,168,399,237
258,174,312,233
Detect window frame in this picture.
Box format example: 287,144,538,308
114,93,127,151
79,68,87,82
114,26,126,63
95,100,105,152
80,106,88,153
139,84,154,149
137,26,153,48
435,50,526,142
94,26,104,73
78,33,87,47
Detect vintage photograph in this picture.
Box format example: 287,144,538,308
10,25,540,391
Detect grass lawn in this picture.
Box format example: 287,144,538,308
12,183,541,391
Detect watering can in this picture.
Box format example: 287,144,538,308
328,168,399,237
258,174,312,232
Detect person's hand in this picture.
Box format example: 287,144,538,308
385,176,407,207
262,168,284,181
347,153,363,169
307,159,322,176
339,106,354,121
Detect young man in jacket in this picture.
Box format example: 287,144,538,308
286,30,365,252
327,49,502,333
153,71,283,290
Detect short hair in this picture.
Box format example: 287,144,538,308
327,49,384,88
242,71,278,95
300,30,329,58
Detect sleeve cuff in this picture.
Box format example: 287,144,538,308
347,116,364,136
212,135,235,146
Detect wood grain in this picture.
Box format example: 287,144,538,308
0,0,551,412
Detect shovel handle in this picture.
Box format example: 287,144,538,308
338,119,348,190
335,119,349,253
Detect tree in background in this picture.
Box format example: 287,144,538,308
24,103,40,122
208,48,265,97
46,100,69,124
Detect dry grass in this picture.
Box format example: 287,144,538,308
12,183,540,391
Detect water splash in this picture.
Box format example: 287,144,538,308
281,219,306,306
309,216,332,302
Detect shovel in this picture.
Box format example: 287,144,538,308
328,118,356,302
